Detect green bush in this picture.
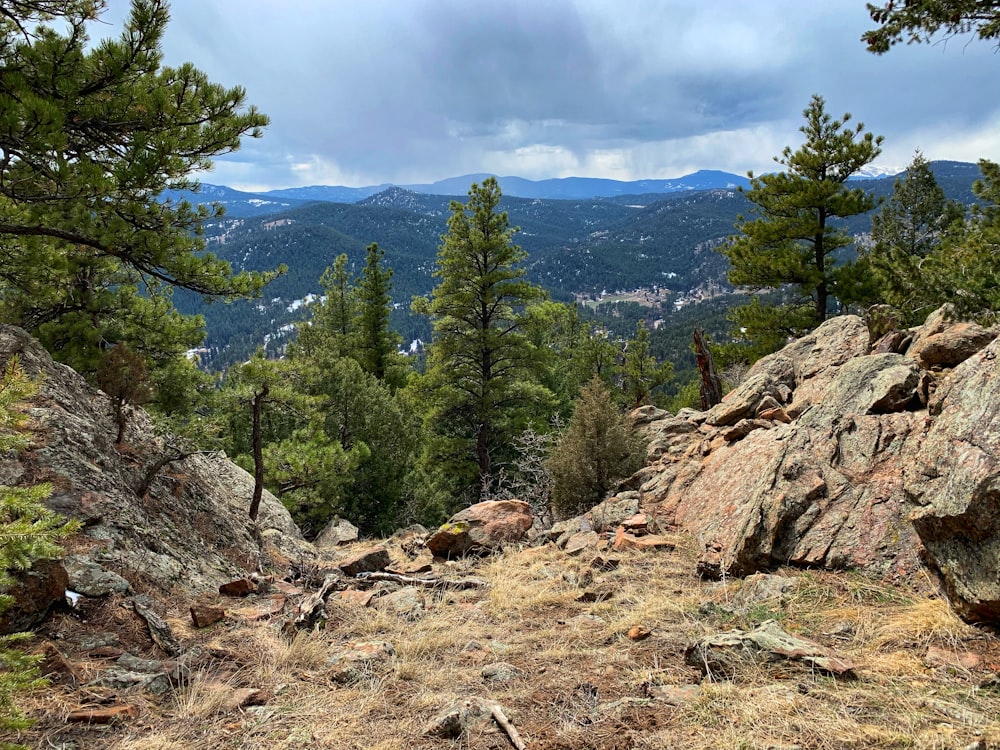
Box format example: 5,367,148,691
547,377,646,519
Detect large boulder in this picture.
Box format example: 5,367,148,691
426,500,532,558
314,517,360,549
0,325,313,602
632,308,1000,613
906,337,1000,623
704,315,872,426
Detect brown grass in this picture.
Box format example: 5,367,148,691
14,533,1000,750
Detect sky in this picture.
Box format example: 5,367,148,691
99,0,1000,192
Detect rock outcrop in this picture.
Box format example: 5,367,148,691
0,325,311,631
625,309,1000,623
905,336,1000,623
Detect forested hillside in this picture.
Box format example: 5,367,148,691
177,162,982,370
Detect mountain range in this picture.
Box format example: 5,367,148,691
172,161,984,372
169,169,758,218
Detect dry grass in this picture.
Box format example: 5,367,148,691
14,532,1000,750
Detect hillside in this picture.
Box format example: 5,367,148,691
8,311,1000,749
175,161,984,370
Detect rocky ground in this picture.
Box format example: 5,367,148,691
11,521,1000,750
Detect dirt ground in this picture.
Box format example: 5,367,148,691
12,534,1000,750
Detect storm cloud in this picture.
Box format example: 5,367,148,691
101,0,1000,190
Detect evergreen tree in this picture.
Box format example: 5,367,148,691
355,242,405,387
0,0,277,372
547,377,645,520
0,358,76,742
928,159,1000,319
220,352,369,529
862,153,965,322
294,255,355,360
721,95,883,356
418,178,549,505
864,1,1000,53
96,344,153,444
621,322,673,408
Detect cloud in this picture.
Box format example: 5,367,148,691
99,0,1000,189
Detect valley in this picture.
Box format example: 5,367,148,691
174,162,984,378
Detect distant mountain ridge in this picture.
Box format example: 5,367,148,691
174,160,981,369
183,165,927,218
261,169,754,204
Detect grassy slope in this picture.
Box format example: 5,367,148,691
17,532,1000,750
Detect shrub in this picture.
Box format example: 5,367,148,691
547,377,646,519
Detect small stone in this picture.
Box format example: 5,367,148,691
272,581,303,596
620,513,648,530
613,527,676,552
646,684,701,706
190,604,225,628
481,662,520,684
627,625,652,641
925,645,983,671
73,632,120,651
233,594,286,621
39,642,80,685
423,697,495,739
589,555,620,572
117,652,166,673
564,531,601,556
758,407,791,423
220,687,270,712
63,555,132,597
326,641,396,684
562,613,605,628
576,589,612,603
375,587,425,619
338,546,391,577
132,595,181,656
67,704,137,724
337,588,375,607
219,578,257,597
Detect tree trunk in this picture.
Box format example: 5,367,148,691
248,384,269,521
113,398,126,444
693,327,723,409
815,213,828,321
476,421,490,500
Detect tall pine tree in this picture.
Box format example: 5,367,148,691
722,95,883,357
863,153,964,322
0,0,276,374
418,178,549,506
356,243,405,387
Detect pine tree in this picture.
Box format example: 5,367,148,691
419,178,549,505
721,95,883,356
355,243,404,386
930,159,1000,319
0,358,76,741
864,1,1000,53
621,322,673,408
863,153,965,322
295,255,356,360
0,0,278,372
96,344,153,444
